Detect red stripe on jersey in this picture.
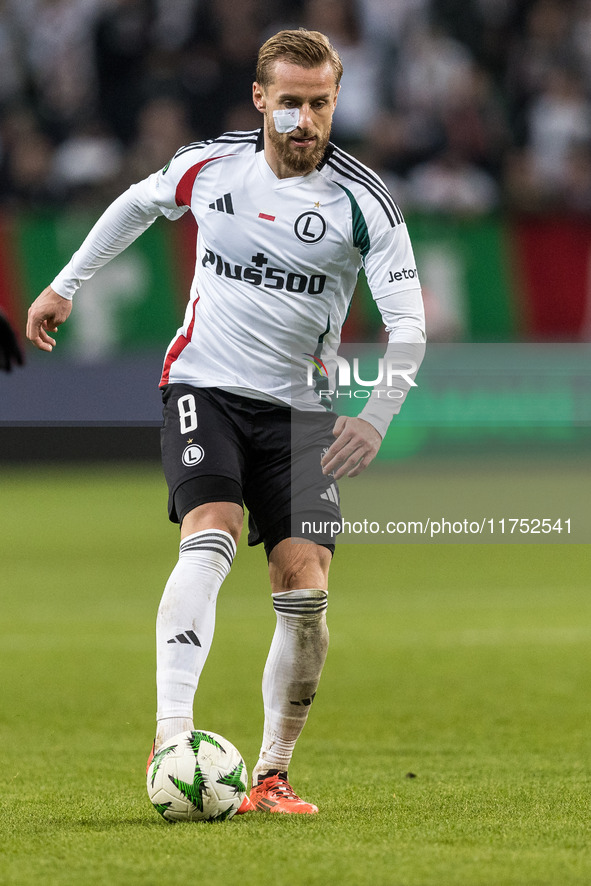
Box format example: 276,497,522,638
160,295,200,386
164,152,234,384
175,155,233,207
258,213,275,221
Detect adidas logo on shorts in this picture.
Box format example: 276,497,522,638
320,483,339,505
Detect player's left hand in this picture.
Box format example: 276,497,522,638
321,415,382,480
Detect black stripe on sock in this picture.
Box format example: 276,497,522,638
180,532,236,564
273,593,328,616
181,531,236,554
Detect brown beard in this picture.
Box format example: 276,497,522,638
266,117,331,175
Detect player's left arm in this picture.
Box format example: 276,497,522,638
321,222,426,480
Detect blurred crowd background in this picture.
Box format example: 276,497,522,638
2,0,591,214
2,0,591,444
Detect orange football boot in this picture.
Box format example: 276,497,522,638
249,773,318,814
235,795,256,814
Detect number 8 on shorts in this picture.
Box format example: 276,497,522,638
178,393,198,434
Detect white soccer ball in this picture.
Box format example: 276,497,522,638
147,729,248,822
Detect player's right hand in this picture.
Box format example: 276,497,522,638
26,286,72,352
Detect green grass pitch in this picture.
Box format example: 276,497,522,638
1,461,590,885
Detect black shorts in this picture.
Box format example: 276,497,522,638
160,384,341,557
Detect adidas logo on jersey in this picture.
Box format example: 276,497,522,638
208,193,234,214
321,483,339,505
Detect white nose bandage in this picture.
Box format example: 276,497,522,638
273,108,300,133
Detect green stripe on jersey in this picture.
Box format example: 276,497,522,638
336,184,371,260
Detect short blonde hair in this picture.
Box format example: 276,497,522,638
256,28,343,89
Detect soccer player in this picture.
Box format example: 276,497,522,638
0,309,24,372
26,29,425,814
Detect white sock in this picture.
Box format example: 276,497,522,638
253,588,329,783
155,529,236,749
155,717,194,750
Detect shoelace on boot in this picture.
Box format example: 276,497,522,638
264,777,301,800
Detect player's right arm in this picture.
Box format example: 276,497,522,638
25,149,192,352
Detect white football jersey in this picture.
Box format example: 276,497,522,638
52,129,424,431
